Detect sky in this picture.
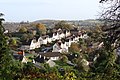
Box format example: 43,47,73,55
0,0,101,22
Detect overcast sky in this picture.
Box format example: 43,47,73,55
0,0,101,22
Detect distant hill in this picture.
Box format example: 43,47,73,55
33,19,103,27
3,19,103,32
33,20,59,28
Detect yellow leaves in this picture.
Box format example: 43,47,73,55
36,23,46,35
64,72,77,80
36,23,46,30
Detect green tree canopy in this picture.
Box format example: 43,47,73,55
0,13,15,79
19,26,27,33
61,55,68,63
55,21,74,30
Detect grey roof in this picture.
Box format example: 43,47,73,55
38,52,61,57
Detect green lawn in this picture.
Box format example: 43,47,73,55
54,60,74,69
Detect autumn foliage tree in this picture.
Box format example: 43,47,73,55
69,43,80,53
36,23,46,35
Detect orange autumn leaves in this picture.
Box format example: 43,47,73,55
36,23,47,35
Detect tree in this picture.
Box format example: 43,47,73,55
99,0,120,49
55,21,74,30
9,38,17,46
36,23,46,35
69,43,80,53
88,1,120,79
21,33,29,41
99,0,120,66
100,0,120,20
19,26,27,33
61,55,68,63
0,13,25,80
21,33,34,42
76,55,90,72
62,72,77,80
0,13,15,79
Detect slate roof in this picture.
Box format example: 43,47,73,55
22,39,33,45
38,52,61,57
47,33,53,37
13,54,23,61
42,35,49,39
34,56,45,63
71,32,81,36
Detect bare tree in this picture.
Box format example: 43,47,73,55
100,0,120,20
99,0,120,49
0,13,5,33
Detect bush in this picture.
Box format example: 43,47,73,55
61,55,68,63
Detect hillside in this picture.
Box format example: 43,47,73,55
3,19,103,32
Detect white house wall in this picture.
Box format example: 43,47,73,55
30,40,36,50
66,31,71,37
42,39,48,44
50,57,59,60
47,37,52,43
29,29,83,50
52,43,61,52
